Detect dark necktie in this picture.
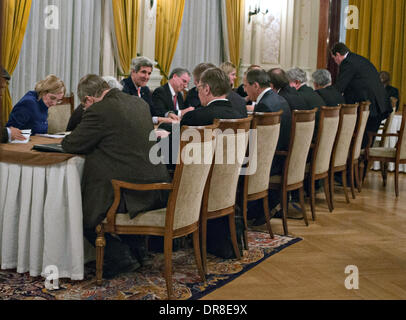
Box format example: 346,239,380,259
173,94,177,110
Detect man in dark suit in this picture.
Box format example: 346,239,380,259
243,69,292,225
1,66,24,143
312,69,345,106
62,75,170,278
331,42,392,147
121,57,154,110
380,71,400,111
152,68,194,120
287,67,326,109
180,67,245,126
268,68,308,111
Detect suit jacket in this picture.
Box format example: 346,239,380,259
334,52,391,118
297,85,326,109
180,99,245,127
227,90,248,118
315,85,345,107
255,89,291,152
184,86,201,108
152,83,185,117
121,77,154,113
62,89,170,229
66,104,85,131
278,85,308,111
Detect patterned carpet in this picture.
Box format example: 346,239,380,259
0,231,301,300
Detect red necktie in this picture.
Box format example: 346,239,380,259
173,94,177,110
137,87,141,97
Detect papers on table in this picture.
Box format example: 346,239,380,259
10,137,30,144
36,132,71,139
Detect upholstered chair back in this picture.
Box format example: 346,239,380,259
286,109,317,186
170,125,217,230
381,100,397,147
313,107,340,175
353,102,370,160
247,111,282,195
47,94,74,134
332,104,358,167
207,118,252,212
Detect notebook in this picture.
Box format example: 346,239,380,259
32,143,66,153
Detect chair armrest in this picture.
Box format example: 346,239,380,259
275,150,288,156
111,179,173,191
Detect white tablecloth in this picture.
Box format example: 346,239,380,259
372,114,406,172
0,156,91,280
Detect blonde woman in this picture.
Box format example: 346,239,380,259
7,74,65,134
219,62,237,88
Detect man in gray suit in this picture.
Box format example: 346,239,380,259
62,74,170,278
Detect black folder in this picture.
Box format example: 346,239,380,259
32,143,65,153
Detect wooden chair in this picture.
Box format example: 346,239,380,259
365,106,406,197
269,108,317,235
47,92,74,133
348,101,370,198
307,106,341,220
95,123,218,299
329,104,359,209
200,117,251,274
242,111,282,248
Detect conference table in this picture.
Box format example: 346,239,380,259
372,114,406,172
0,136,94,280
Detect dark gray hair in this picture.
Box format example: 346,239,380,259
77,74,109,103
200,67,231,97
286,68,307,84
246,69,270,88
312,69,332,87
267,68,289,90
130,57,154,73
169,67,191,80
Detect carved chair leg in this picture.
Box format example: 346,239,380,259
242,192,249,250
95,224,106,286
324,177,333,212
350,162,356,199
342,169,350,204
281,190,288,236
263,195,274,239
200,216,208,274
164,235,174,299
395,164,399,197
228,213,241,260
299,187,308,226
329,170,335,210
310,177,316,221
192,229,206,284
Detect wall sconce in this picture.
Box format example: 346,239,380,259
248,2,268,23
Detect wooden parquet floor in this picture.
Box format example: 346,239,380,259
202,171,406,300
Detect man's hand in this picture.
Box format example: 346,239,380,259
246,105,254,112
9,127,25,141
180,106,195,117
167,112,180,121
157,117,179,124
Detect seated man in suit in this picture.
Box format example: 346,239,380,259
268,68,308,111
184,62,216,109
312,69,345,106
287,67,326,110
152,68,194,120
180,67,246,126
236,64,261,104
62,74,171,279
1,66,24,143
380,71,400,111
243,69,292,225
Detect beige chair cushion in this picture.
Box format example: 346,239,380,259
315,116,339,174
208,131,249,212
103,208,167,227
48,103,72,133
287,120,314,185
369,147,396,158
333,113,357,167
248,123,280,195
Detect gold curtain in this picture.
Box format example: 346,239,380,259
0,0,32,125
112,0,140,75
346,0,406,110
155,0,185,84
225,0,244,86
